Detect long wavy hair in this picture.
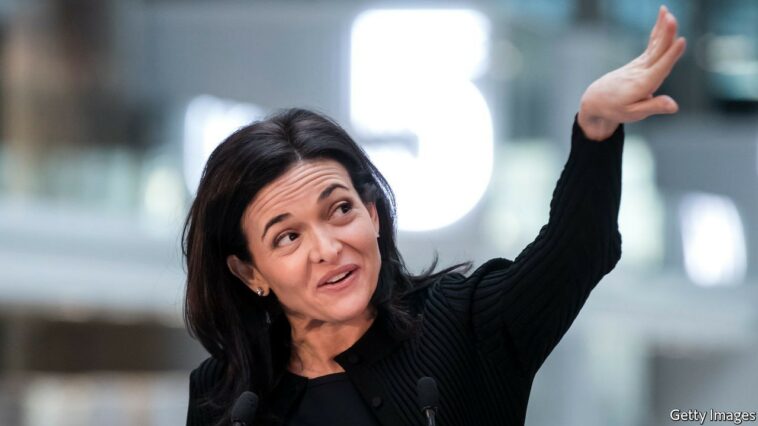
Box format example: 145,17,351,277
182,108,469,425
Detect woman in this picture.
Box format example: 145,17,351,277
185,6,685,425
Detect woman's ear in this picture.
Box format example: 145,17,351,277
367,201,380,237
226,255,269,295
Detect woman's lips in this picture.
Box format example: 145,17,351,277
317,264,359,287
317,268,359,292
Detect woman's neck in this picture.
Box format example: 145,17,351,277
287,307,376,378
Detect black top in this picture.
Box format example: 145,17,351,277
286,372,381,426
186,116,625,426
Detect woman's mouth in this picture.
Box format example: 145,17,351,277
324,269,353,284
318,268,358,291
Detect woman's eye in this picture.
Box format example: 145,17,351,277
334,201,353,217
274,232,298,248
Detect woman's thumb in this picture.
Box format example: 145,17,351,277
629,95,679,120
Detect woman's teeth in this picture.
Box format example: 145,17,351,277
326,270,351,284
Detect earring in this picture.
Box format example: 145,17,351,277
255,288,264,297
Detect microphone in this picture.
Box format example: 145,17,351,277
231,391,259,426
416,376,439,426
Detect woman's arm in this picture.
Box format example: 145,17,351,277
186,357,225,426
439,6,685,376
186,369,203,426
453,117,624,376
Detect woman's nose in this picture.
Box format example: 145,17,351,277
309,227,342,263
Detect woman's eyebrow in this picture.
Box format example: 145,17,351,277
260,183,350,241
317,183,349,202
261,213,290,241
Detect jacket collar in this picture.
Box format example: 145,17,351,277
268,309,406,423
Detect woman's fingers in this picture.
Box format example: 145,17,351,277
646,6,667,53
579,6,686,129
651,36,687,81
626,95,679,122
648,12,678,65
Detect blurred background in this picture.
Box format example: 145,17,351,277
0,0,756,424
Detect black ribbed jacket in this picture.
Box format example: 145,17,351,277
187,117,624,426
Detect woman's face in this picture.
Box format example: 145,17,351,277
228,159,381,325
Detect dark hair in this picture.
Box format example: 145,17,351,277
182,108,469,425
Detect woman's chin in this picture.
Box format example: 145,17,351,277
322,289,374,323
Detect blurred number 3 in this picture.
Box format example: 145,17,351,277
350,9,495,232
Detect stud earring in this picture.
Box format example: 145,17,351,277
255,288,264,297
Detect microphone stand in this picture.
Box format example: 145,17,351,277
423,407,437,426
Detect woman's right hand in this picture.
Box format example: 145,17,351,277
578,5,687,141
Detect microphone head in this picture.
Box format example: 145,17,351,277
416,376,439,411
231,391,259,425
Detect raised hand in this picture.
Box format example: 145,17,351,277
577,5,687,141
